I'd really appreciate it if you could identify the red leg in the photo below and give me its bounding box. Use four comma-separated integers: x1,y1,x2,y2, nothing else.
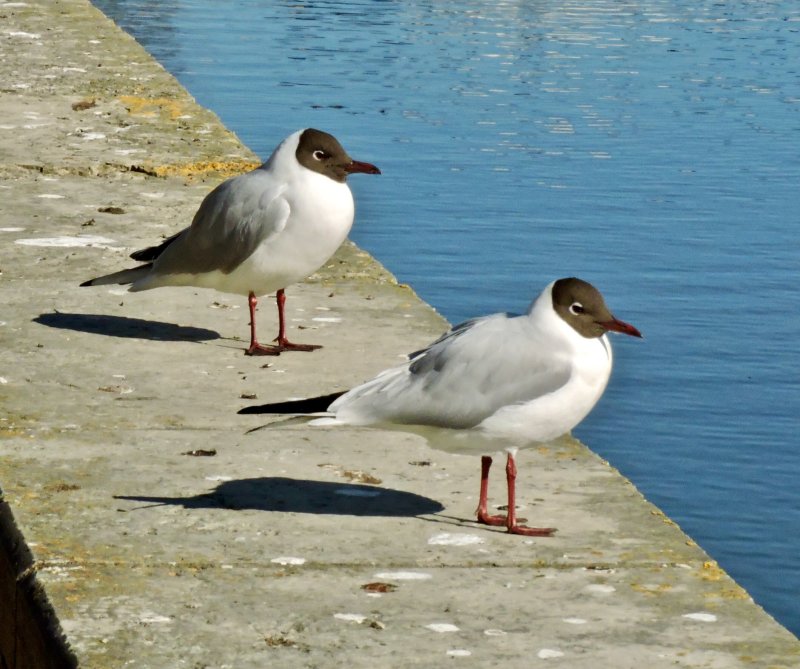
476,455,506,526
245,291,282,356
273,289,322,352
504,450,556,537
243,290,323,355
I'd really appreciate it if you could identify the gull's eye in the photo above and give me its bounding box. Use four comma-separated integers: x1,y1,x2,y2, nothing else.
569,302,585,315
312,150,328,161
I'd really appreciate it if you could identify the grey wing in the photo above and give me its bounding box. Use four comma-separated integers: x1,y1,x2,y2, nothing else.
332,314,573,428
325,321,492,423
152,170,290,275
408,315,497,371
409,313,573,411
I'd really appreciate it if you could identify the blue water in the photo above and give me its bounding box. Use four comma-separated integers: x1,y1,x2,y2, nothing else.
92,0,800,635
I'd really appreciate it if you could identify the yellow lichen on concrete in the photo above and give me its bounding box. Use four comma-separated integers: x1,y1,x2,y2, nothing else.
700,560,726,581
650,508,680,528
0,412,40,439
631,582,674,596
0,425,30,438
705,587,751,601
118,95,189,120
150,160,261,179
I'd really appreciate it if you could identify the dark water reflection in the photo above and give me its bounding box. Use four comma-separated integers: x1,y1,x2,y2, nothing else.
92,0,800,635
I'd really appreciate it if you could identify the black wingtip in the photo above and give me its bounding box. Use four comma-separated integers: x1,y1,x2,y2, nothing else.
130,231,182,262
79,278,94,287
238,391,346,416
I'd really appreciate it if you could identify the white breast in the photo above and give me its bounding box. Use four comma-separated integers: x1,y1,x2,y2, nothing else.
476,299,614,442
197,169,355,296
242,171,354,290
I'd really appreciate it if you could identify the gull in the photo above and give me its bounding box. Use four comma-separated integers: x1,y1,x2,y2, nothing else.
239,277,641,535
81,128,380,355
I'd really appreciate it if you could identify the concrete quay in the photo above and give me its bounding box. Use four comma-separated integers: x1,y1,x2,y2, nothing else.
1,1,798,667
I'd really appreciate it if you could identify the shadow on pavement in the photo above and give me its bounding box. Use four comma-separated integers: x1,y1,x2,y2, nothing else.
34,311,220,342
115,476,445,517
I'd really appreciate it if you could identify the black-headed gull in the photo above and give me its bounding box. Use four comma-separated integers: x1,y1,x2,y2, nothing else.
81,128,380,355
240,277,641,534
240,277,641,535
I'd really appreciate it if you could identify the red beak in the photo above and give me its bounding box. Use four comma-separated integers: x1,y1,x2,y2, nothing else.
599,318,642,338
344,160,381,175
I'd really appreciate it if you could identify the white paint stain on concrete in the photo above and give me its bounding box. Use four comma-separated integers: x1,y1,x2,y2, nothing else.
683,612,717,622
446,649,472,657
334,613,366,624
139,613,171,624
425,623,459,633
428,532,485,546
537,648,565,659
15,235,118,248
585,584,616,594
270,556,306,566
374,571,432,581
7,31,41,39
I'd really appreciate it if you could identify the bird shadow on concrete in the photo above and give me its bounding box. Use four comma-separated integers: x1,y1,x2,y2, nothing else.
34,311,220,342
114,477,445,517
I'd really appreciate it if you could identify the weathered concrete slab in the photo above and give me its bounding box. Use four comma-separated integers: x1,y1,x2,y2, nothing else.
0,0,252,177
1,1,798,667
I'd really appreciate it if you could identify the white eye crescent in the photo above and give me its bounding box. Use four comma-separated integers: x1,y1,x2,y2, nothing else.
569,302,585,315
313,150,327,161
